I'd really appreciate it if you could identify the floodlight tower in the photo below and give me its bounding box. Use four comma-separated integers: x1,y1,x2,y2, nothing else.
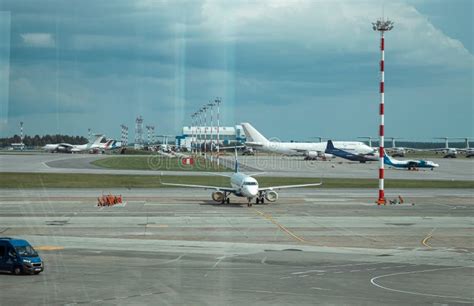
198,108,204,155
190,113,195,154
202,105,208,157
215,98,222,166
207,101,214,161
135,115,144,148
372,18,394,205
120,124,127,147
146,125,155,145
125,126,128,147
19,121,24,143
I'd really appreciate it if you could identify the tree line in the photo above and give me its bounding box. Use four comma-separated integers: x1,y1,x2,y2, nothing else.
0,134,89,147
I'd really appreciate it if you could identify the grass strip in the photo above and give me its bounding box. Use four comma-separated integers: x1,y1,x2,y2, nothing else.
91,156,230,172
0,172,472,189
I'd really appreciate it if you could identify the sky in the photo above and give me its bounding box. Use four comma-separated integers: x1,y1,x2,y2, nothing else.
0,0,472,142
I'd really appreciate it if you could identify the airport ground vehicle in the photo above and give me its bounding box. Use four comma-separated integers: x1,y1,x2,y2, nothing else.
0,237,44,275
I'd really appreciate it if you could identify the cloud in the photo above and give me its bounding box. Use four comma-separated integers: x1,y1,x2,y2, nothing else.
20,33,55,48
1,0,472,139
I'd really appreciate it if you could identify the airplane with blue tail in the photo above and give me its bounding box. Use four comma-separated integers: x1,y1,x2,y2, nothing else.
383,154,439,170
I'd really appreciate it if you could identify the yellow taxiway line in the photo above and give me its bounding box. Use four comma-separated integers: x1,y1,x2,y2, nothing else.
253,208,306,243
34,246,64,251
421,228,436,248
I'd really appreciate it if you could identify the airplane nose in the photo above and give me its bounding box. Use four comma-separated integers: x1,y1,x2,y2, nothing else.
244,186,258,197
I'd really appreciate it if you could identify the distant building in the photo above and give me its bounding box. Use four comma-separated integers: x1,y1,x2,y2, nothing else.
10,143,25,150
176,125,246,149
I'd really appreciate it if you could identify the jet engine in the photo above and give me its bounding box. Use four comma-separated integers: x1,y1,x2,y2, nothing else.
305,151,334,160
212,191,225,202
264,190,278,202
305,151,319,159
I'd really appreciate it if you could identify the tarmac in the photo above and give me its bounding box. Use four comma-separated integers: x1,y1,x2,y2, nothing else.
1,152,473,181
0,188,473,305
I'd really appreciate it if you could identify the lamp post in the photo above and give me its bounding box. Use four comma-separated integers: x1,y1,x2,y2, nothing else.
207,101,214,162
215,97,222,167
202,105,208,158
198,108,204,155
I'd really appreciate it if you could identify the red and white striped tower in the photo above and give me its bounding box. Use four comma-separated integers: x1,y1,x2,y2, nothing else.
372,19,394,205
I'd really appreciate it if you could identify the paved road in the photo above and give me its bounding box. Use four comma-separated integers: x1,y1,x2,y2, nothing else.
0,189,472,305
1,153,473,180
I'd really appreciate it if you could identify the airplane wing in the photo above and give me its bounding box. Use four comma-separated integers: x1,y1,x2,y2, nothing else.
245,142,264,147
258,181,322,191
160,182,237,193
58,143,74,148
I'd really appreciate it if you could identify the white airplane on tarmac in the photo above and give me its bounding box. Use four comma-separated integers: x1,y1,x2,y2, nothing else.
43,134,105,153
92,139,122,153
241,122,374,160
161,148,322,207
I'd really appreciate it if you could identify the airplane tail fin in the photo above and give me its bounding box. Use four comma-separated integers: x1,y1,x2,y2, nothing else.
383,153,394,166
325,140,336,153
105,140,113,149
241,123,269,143
92,134,105,146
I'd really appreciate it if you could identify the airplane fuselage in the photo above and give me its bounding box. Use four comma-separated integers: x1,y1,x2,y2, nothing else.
230,172,259,199
247,141,373,156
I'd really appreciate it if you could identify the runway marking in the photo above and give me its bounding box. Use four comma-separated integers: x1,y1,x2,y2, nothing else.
34,245,64,251
160,254,184,264
252,208,306,243
204,255,226,277
381,266,391,269
146,224,168,228
350,270,360,272
334,271,344,274
370,267,473,301
422,228,436,248
261,256,267,264
292,263,383,275
292,270,325,275
311,287,331,291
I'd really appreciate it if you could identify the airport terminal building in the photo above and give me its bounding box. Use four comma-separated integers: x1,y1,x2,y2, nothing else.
176,125,246,149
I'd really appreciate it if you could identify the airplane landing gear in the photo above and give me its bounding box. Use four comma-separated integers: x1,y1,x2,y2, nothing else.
256,197,265,204
247,198,253,207
221,192,230,204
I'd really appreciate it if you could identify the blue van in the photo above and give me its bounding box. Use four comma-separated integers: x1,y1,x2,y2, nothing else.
0,237,44,275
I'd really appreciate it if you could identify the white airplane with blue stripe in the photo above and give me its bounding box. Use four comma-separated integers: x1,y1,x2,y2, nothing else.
161,148,322,207
242,123,373,160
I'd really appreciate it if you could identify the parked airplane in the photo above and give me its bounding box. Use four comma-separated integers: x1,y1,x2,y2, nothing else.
466,148,474,158
385,137,407,157
43,134,105,153
384,154,439,170
455,137,473,158
325,140,379,163
241,123,373,160
161,148,322,206
93,139,122,153
429,137,458,158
